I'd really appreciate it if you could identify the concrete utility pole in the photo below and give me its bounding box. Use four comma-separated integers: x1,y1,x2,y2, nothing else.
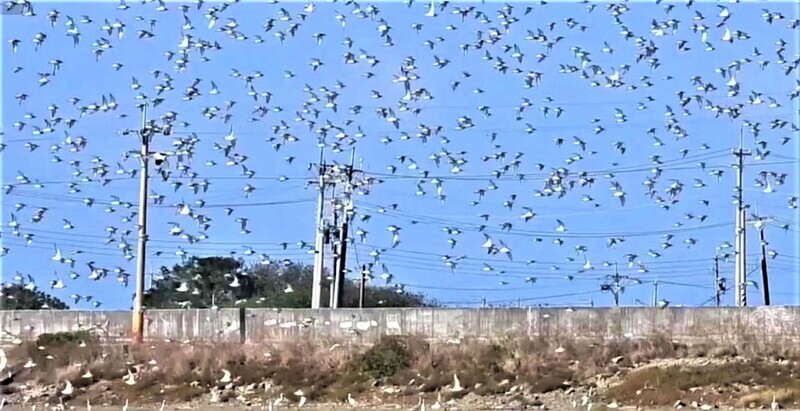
312,150,367,309
651,280,659,307
332,149,359,308
328,210,339,309
120,104,172,344
733,128,751,307
134,106,150,344
311,149,327,309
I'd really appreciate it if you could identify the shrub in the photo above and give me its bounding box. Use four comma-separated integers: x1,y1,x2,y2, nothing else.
357,336,411,379
36,330,96,347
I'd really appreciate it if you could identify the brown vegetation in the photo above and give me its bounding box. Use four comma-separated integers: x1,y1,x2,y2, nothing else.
7,331,800,408
606,361,800,407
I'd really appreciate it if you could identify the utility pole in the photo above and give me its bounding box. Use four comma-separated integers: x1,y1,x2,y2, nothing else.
651,280,659,307
601,263,640,307
120,104,172,344
733,127,751,307
612,267,620,307
358,264,367,309
328,210,339,308
760,225,771,306
611,263,621,307
749,211,773,306
333,149,358,308
134,105,149,344
714,256,722,307
605,263,622,307
311,149,327,309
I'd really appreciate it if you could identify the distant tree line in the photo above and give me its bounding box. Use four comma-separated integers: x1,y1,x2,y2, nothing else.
143,256,437,309
0,284,70,310
0,257,436,310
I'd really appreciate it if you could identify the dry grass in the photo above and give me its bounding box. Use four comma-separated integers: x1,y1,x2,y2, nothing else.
7,331,800,407
737,386,800,408
605,361,800,407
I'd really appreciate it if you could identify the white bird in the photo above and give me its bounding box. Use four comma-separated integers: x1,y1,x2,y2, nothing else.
178,204,192,216
220,369,231,383
481,234,493,249
51,278,66,290
431,393,442,409
61,380,74,396
51,244,63,262
425,0,436,17
178,34,190,49
721,26,733,42
450,373,463,392
123,369,137,385
347,393,357,406
273,393,285,408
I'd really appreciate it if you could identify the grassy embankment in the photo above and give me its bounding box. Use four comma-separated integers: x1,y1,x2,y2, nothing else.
5,331,800,408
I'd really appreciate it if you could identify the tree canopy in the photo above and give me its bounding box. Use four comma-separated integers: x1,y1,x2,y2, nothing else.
0,284,70,310
144,256,437,309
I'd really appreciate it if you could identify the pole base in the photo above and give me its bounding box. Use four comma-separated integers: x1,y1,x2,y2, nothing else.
132,310,145,344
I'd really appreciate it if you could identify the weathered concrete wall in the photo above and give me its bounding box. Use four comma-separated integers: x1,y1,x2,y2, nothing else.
1,307,798,345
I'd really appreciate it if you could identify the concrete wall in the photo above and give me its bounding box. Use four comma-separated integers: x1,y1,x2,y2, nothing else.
1,307,798,345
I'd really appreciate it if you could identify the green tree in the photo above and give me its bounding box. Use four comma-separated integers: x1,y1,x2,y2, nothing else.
144,256,437,309
0,284,70,310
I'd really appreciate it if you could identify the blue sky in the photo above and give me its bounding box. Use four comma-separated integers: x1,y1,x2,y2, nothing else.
1,0,799,309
